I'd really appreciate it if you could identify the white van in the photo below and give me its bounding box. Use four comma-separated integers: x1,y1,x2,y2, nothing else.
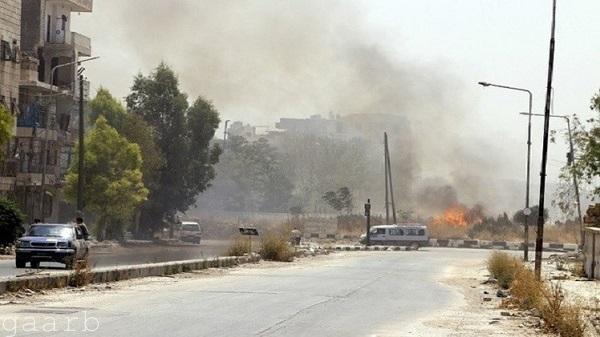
179,221,202,244
360,224,429,248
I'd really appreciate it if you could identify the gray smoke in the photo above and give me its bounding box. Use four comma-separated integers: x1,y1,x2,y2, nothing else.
91,0,520,215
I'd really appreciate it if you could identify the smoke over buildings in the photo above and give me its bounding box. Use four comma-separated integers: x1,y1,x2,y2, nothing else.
80,0,522,215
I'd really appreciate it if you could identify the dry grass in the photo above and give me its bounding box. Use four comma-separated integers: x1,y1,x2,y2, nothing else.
487,251,520,289
509,264,545,310
472,229,522,242
486,251,586,337
540,283,586,337
226,237,251,256
428,222,469,240
569,261,586,278
544,225,580,245
260,231,294,262
69,259,92,287
428,222,579,244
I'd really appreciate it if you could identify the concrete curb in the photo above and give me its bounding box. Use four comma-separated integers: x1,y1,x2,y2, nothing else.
0,255,260,295
307,233,577,252
330,245,417,252
322,237,578,253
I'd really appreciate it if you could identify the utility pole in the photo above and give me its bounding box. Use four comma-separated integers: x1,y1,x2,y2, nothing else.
385,133,397,223
77,73,85,213
223,120,230,151
535,0,557,279
520,112,584,246
39,56,99,221
365,199,371,246
384,134,389,225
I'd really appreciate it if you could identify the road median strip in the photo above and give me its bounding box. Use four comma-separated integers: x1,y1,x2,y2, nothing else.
0,255,261,295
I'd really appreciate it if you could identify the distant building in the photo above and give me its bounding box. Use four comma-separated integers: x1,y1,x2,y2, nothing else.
227,121,257,140
274,114,345,138
0,0,94,222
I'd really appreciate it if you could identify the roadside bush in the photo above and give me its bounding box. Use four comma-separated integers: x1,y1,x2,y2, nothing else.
487,251,520,289
540,283,585,337
260,232,294,262
509,264,545,310
486,252,586,337
227,237,251,256
0,199,25,247
69,258,92,287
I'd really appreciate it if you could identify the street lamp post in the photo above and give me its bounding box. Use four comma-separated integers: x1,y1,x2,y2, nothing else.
519,112,584,245
479,81,533,261
40,56,99,221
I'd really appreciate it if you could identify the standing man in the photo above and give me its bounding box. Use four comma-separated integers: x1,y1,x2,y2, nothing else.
75,216,90,239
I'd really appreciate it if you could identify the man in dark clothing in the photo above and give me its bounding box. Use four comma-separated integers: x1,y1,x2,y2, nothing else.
75,217,90,239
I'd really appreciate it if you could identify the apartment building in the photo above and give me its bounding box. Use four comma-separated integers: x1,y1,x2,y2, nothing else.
0,0,22,193
7,0,93,222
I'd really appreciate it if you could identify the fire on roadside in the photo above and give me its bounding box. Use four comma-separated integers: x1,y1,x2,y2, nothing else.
431,205,484,228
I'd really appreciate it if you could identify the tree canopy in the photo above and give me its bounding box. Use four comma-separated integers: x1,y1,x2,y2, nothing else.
89,88,165,193
553,90,600,217
126,63,221,229
0,199,24,247
65,117,148,240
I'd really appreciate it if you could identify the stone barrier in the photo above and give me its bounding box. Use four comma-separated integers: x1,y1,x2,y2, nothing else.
0,255,260,295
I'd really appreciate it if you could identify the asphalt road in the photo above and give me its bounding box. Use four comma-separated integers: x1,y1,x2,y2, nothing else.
0,239,230,279
0,248,498,337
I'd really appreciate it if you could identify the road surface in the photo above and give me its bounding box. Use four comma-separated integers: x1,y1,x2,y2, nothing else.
0,248,501,336
0,239,229,279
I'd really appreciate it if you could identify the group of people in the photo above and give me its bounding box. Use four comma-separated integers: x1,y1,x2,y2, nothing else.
29,216,89,239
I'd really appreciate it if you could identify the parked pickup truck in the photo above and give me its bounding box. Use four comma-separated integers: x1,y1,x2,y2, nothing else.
15,223,90,269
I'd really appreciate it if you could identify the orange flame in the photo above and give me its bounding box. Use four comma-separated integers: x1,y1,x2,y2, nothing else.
432,206,469,227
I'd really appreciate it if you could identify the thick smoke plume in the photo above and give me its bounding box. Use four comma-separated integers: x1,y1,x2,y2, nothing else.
94,0,519,215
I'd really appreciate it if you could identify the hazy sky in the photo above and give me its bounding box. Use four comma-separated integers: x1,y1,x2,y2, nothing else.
71,1,600,215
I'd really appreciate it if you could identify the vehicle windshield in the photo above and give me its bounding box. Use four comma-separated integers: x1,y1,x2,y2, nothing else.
28,225,73,238
182,224,200,231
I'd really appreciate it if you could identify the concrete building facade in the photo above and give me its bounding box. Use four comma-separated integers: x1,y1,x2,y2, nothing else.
0,0,23,191
0,0,93,223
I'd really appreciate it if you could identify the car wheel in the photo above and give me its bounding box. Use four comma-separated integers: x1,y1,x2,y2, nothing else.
30,260,40,269
15,258,26,269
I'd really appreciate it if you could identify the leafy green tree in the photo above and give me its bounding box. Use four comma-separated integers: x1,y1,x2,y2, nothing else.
126,63,221,229
553,90,600,216
65,117,148,240
0,199,24,247
89,87,127,130
0,104,14,158
89,89,165,193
